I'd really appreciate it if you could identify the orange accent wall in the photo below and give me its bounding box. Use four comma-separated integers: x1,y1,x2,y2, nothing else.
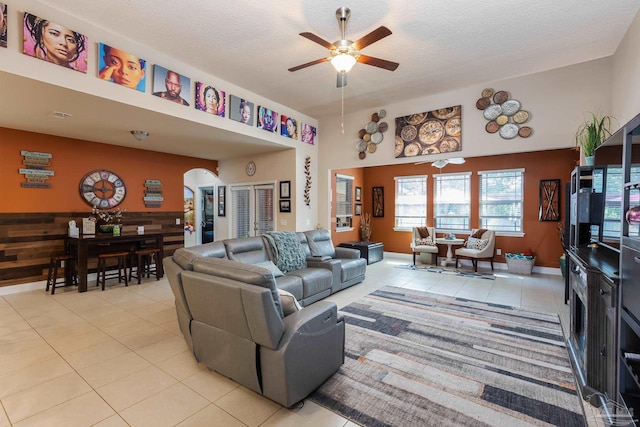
334,148,578,268
0,128,218,213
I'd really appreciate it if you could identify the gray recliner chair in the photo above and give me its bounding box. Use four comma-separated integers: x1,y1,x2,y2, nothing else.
304,229,367,293
179,257,345,407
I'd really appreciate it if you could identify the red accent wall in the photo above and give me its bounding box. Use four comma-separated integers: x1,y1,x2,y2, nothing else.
0,128,218,213
333,148,579,268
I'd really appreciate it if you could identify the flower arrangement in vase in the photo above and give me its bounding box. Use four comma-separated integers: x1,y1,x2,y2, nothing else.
92,206,125,232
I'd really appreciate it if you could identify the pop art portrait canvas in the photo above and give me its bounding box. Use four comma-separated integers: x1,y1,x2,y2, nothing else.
23,12,88,73
195,82,225,116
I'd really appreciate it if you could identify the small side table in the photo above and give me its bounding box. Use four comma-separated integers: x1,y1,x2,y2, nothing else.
435,238,465,267
338,241,384,264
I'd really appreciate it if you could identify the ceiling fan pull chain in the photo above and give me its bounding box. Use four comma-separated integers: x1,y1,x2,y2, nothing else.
341,75,345,134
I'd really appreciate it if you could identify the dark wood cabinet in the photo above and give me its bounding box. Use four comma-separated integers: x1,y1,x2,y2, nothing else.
567,249,618,406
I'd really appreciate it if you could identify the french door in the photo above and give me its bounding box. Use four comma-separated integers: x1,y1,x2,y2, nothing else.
230,183,275,237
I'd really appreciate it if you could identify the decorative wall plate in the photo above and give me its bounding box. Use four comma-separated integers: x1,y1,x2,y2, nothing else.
499,123,519,139
365,121,378,133
513,110,530,124
493,91,509,104
501,99,521,116
483,104,502,120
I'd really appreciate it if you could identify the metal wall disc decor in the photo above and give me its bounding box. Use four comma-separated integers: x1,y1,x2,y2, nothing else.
394,105,462,159
477,88,533,139
356,109,390,159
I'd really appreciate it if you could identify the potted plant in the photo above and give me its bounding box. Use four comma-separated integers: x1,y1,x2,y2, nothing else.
575,113,615,165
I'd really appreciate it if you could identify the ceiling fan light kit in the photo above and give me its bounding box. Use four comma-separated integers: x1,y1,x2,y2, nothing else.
331,53,357,73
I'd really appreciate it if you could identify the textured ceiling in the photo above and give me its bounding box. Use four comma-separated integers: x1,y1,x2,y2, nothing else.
1,0,639,159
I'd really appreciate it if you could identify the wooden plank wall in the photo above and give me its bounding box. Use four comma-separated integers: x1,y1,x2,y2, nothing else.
0,212,184,287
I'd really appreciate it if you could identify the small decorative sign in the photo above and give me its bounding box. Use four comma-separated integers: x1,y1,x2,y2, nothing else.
20,151,53,188
144,179,163,208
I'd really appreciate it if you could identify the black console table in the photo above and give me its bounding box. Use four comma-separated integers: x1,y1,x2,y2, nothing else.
338,241,383,264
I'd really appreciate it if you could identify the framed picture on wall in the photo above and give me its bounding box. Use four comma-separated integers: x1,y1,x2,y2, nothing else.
279,199,291,213
372,186,384,217
539,179,560,221
218,185,226,217
355,186,362,202
355,203,362,216
280,180,291,199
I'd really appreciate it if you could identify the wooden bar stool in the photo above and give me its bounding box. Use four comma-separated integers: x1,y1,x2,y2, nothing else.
96,252,129,290
46,255,77,295
129,247,161,284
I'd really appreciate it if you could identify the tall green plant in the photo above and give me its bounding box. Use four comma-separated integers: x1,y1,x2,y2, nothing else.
575,113,614,157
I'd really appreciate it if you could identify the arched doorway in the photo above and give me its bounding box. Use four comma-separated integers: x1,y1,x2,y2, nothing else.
183,168,223,247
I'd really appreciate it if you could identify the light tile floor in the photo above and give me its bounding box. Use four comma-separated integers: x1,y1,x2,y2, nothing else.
0,254,605,426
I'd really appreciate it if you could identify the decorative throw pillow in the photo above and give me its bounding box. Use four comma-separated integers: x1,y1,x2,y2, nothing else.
264,231,307,273
470,228,488,239
466,237,489,250
254,261,284,278
416,237,435,246
416,226,430,238
278,289,302,316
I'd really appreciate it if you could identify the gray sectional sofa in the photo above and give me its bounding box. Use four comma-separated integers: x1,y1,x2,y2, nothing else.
165,229,367,407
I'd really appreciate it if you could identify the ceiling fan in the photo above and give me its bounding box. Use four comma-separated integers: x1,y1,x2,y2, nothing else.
288,7,399,87
415,157,466,169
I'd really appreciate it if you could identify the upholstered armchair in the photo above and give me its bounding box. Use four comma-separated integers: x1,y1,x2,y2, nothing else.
411,226,438,265
455,229,496,272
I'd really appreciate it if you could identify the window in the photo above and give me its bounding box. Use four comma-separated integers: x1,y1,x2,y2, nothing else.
601,165,640,240
434,172,470,231
336,174,353,230
394,175,427,229
479,168,524,233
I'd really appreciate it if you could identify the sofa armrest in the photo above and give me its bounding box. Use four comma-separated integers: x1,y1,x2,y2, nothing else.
260,301,345,407
280,301,338,335
305,258,341,290
307,255,332,262
335,247,360,259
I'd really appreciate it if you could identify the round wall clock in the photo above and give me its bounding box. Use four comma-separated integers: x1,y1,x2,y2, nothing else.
79,169,126,209
246,161,256,176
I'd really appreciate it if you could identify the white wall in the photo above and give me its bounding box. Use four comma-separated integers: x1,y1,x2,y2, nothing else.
612,9,640,125
316,58,613,229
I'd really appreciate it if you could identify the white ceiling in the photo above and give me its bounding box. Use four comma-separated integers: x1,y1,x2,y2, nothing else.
2,0,639,160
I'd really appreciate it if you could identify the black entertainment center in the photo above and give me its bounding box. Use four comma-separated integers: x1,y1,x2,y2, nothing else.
567,112,640,425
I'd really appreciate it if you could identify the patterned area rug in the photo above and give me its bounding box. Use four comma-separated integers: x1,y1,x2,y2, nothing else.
309,286,585,426
395,264,496,280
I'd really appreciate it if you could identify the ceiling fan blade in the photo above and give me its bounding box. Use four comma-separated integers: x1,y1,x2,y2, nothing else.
299,32,336,50
288,57,329,72
336,72,347,88
352,26,392,50
448,157,466,164
357,54,399,71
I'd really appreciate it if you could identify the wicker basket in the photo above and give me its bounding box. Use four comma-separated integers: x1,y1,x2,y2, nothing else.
506,256,535,275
